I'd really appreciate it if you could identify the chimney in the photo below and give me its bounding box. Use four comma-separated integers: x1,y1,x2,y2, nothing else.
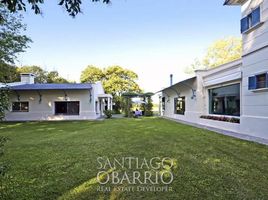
20,73,35,84
170,74,173,86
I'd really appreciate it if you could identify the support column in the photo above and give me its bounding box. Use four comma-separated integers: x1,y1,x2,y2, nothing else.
110,98,113,110
107,98,110,111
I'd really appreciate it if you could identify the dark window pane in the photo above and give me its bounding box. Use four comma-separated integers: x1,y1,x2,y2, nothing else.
20,102,29,112
55,101,79,115
266,73,268,88
256,74,266,89
241,16,249,33
209,84,240,116
248,76,257,90
252,7,261,26
12,102,20,111
55,102,67,114
162,97,165,111
174,97,185,115
12,102,29,112
67,102,79,115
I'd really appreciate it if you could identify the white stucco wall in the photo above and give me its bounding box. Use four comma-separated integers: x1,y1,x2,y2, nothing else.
5,89,98,121
162,78,202,124
161,61,243,134
240,0,268,139
242,0,268,55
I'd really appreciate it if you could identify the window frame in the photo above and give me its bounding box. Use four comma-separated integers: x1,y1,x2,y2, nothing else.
162,97,166,111
208,83,240,117
12,101,29,112
241,6,262,34
54,101,80,115
248,72,268,90
174,96,185,115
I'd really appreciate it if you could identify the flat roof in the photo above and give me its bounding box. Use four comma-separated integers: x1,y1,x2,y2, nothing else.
7,83,92,91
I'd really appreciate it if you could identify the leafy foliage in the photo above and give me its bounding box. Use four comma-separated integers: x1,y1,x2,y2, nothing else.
144,96,153,116
0,88,9,121
0,5,31,64
0,63,18,83
17,65,47,83
200,115,240,123
46,71,69,83
103,110,112,119
17,66,69,83
185,37,242,73
1,0,110,17
81,65,141,113
80,65,104,83
103,66,141,96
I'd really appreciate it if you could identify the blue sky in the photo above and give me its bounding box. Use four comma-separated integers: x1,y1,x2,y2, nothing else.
17,0,241,92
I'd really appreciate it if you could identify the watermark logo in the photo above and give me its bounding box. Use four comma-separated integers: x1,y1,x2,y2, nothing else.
96,157,177,192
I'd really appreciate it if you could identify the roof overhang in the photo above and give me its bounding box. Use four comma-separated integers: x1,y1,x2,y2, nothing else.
98,94,113,98
5,83,92,91
156,76,196,93
224,0,247,5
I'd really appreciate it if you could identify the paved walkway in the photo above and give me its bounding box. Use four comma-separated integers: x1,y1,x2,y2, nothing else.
112,114,125,119
163,117,268,146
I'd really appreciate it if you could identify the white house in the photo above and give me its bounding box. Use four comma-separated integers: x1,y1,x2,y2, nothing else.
1,73,113,121
159,0,268,140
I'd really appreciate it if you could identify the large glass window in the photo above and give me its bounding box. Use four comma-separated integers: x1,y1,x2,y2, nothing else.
55,101,80,115
174,97,185,115
12,102,29,112
209,84,240,116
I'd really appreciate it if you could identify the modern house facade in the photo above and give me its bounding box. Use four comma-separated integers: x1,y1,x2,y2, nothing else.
0,73,113,121
159,0,268,139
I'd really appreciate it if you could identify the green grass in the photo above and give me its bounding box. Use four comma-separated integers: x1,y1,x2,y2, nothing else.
0,118,268,200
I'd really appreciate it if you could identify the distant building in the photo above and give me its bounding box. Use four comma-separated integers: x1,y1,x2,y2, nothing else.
0,73,112,121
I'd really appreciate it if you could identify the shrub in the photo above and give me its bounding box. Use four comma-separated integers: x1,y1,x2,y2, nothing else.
0,89,10,121
200,115,240,124
144,96,153,116
103,110,112,119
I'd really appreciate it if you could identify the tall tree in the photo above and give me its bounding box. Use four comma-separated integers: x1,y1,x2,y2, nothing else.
203,37,242,68
80,65,104,83
17,65,47,83
185,37,242,73
17,66,69,83
47,71,69,83
1,0,110,17
80,65,141,112
103,66,141,95
0,5,31,64
0,63,18,83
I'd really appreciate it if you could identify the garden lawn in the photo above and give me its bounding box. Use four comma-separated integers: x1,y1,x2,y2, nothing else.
0,117,268,200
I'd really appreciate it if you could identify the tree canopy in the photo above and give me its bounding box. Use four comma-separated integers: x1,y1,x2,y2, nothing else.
17,65,69,83
185,37,242,74
81,65,141,95
81,65,141,113
80,65,104,83
1,0,110,17
0,63,17,83
0,65,69,83
0,5,31,64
